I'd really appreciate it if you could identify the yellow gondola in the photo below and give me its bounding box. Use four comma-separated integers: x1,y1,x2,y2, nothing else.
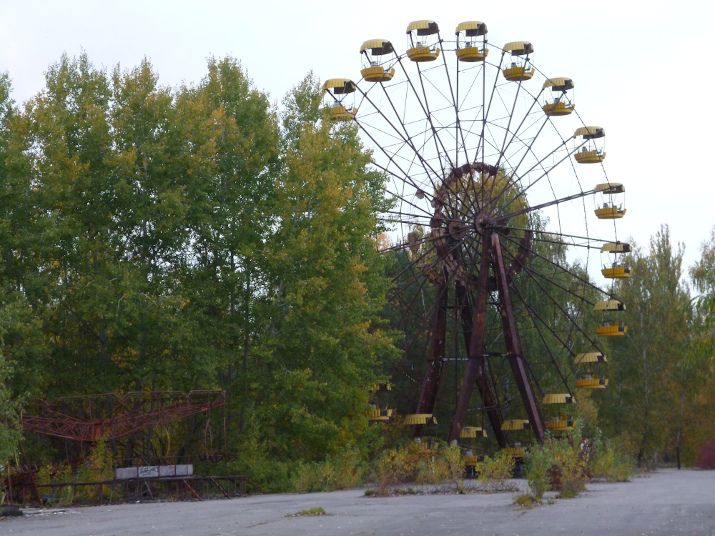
455,21,488,62
460,426,487,439
595,204,626,219
503,446,526,458
406,20,441,62
601,241,631,254
545,415,574,432
403,413,437,425
595,182,624,194
594,299,625,312
602,263,632,279
502,41,534,81
542,393,576,405
596,321,628,337
574,126,606,163
501,419,529,431
574,351,607,365
542,77,574,116
366,405,394,422
321,79,358,121
360,39,396,82
575,374,609,389
594,181,626,218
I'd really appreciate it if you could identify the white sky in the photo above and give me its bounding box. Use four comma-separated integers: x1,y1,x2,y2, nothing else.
1,0,714,274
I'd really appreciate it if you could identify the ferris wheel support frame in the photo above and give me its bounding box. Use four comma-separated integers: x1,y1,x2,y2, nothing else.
415,226,547,444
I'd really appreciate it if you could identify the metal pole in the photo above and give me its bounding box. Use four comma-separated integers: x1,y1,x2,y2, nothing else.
413,271,449,437
491,233,545,442
449,231,491,442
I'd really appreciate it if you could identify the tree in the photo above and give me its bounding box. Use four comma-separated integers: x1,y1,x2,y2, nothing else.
248,75,397,461
599,226,692,466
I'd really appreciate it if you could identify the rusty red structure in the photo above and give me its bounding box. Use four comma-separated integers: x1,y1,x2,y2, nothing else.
21,390,225,442
323,23,626,449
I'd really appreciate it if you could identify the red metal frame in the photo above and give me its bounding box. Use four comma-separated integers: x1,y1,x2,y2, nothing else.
21,391,225,442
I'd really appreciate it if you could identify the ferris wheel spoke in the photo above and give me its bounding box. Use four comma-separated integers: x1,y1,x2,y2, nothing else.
359,86,445,194
494,79,529,169
413,61,456,173
487,106,548,208
502,140,588,209
501,233,615,299
473,54,506,166
503,226,616,247
441,47,470,167
367,133,475,224
497,181,597,222
509,282,575,395
498,244,606,353
395,57,451,177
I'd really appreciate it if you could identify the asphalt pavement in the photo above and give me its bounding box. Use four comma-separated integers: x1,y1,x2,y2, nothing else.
2,469,714,535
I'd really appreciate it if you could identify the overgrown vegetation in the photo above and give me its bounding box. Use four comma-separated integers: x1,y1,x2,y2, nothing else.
0,51,713,500
374,441,464,495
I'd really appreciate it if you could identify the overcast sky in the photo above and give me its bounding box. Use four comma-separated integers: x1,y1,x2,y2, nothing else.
1,0,713,275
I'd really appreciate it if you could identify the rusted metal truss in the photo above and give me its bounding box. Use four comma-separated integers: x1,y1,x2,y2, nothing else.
21,390,225,442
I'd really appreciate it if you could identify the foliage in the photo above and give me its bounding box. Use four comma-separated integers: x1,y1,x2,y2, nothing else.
374,440,463,494
513,493,540,508
524,443,552,500
0,55,397,490
292,448,366,492
589,437,635,482
476,450,514,484
287,507,328,517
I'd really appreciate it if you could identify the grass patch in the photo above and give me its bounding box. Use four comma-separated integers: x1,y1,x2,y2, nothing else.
513,493,540,508
287,507,328,517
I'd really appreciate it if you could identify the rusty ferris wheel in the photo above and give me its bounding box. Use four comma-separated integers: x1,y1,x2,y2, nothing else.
322,20,630,455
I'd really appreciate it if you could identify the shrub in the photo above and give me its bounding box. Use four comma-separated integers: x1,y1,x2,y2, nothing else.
374,440,465,493
525,443,552,500
513,493,539,508
590,439,635,482
476,450,514,490
375,440,432,493
292,448,367,492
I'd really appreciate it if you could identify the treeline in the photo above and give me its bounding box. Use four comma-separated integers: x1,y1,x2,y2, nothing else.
0,55,396,479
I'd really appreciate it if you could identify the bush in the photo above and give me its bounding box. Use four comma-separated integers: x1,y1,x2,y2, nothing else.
374,440,464,493
590,439,635,482
525,444,552,500
293,448,367,492
476,450,514,489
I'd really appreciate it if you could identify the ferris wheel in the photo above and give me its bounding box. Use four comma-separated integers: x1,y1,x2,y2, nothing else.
323,20,630,452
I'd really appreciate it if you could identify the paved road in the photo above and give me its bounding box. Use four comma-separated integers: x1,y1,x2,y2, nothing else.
2,469,714,535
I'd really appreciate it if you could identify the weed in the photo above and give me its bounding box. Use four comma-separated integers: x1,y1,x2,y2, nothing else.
287,507,328,517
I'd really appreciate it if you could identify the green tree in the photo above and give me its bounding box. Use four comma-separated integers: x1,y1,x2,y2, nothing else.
599,226,692,466
250,75,397,461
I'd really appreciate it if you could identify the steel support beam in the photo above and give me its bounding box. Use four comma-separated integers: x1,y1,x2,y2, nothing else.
449,231,491,442
455,282,507,447
413,272,449,437
491,233,545,442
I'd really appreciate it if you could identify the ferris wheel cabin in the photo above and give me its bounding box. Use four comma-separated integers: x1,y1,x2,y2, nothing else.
600,241,632,278
321,78,358,121
594,182,626,219
406,20,441,62
455,21,488,62
542,77,574,116
596,321,628,337
502,41,534,81
574,126,606,163
360,39,396,82
574,352,608,389
594,298,626,312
